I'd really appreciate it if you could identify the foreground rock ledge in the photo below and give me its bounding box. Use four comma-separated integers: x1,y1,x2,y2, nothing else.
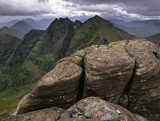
14,39,160,120
3,97,147,121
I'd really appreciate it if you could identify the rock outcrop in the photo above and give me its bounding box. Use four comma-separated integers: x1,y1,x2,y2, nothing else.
11,39,160,120
15,61,83,114
3,97,147,121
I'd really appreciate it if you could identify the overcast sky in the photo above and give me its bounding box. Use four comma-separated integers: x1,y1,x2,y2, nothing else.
0,0,160,21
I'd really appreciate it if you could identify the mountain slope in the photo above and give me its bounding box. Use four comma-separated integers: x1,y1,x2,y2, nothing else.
146,33,160,46
66,15,135,54
0,30,44,92
0,27,23,64
11,21,35,34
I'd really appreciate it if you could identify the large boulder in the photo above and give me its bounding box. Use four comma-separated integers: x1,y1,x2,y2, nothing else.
15,60,83,114
126,40,160,119
14,39,160,120
59,97,147,121
83,41,135,105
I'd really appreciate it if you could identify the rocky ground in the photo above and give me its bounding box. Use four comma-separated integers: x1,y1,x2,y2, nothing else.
3,39,160,121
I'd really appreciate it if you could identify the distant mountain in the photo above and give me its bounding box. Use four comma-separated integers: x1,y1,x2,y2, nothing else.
112,19,160,38
0,15,135,103
11,21,35,34
0,20,18,29
22,18,41,29
108,19,126,25
0,18,52,31
146,33,160,46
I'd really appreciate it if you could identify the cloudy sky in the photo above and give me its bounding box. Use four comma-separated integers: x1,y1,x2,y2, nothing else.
0,0,160,21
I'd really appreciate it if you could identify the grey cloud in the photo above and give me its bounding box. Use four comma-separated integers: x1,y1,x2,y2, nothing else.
0,0,159,19
63,0,160,17
0,0,52,16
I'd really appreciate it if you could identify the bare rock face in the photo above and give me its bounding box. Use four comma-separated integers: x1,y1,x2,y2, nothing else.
14,39,160,120
83,40,160,120
2,107,65,121
83,41,135,105
15,61,83,115
126,40,160,120
59,97,147,121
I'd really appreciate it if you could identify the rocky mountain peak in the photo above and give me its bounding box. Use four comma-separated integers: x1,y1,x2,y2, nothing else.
46,17,72,34
86,15,110,24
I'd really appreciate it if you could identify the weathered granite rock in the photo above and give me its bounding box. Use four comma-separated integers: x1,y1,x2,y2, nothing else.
15,61,83,115
14,39,160,120
83,40,160,120
126,40,160,120
83,41,135,106
59,97,148,121
2,107,65,121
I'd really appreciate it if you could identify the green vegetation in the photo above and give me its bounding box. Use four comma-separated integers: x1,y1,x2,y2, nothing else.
32,41,41,52
0,26,24,39
0,83,37,118
0,99,20,118
36,56,45,62
126,49,134,58
43,54,55,62
0,83,36,102
21,60,43,82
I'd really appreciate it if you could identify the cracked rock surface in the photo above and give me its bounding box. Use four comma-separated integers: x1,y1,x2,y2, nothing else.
12,39,160,120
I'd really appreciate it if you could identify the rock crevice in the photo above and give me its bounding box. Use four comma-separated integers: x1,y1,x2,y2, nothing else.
119,61,136,108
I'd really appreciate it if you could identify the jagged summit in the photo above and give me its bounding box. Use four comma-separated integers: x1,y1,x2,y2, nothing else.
46,17,73,34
